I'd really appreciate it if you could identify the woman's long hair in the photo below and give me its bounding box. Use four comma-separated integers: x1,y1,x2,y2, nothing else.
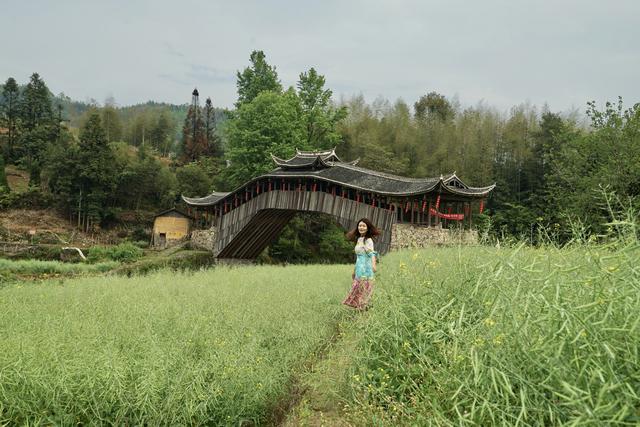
346,218,380,242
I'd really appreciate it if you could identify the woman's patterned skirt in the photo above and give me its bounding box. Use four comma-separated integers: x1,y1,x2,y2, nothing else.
342,278,374,310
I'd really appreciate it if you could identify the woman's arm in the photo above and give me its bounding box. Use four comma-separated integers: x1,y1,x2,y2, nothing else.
366,238,377,272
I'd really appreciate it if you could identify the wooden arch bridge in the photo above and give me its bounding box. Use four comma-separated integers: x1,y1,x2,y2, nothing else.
183,149,495,259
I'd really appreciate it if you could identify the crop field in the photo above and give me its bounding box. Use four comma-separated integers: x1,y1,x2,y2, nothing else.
1,240,639,426
0,263,352,425
341,241,640,425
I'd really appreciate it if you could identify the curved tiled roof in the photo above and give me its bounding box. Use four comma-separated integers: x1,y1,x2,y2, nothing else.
271,154,332,168
182,153,495,206
272,149,359,169
182,191,231,206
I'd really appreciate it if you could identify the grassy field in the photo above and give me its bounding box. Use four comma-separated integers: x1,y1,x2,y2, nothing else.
0,263,352,425
336,242,640,425
1,241,639,425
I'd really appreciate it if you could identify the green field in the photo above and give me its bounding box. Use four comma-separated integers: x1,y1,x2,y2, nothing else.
0,264,351,425
1,241,639,425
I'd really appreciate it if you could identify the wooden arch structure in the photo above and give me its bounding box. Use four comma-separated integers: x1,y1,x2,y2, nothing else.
183,149,495,259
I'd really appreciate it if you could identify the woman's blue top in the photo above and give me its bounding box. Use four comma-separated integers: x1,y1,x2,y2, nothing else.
354,237,377,279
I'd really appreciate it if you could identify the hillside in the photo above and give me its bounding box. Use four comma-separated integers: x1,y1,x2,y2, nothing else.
4,165,29,192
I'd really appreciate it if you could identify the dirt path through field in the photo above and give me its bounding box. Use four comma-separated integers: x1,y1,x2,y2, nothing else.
269,312,362,427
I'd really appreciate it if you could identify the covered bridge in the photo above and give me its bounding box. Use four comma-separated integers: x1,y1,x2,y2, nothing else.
183,149,495,259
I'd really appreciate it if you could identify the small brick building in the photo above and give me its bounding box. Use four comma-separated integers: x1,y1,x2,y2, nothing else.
151,208,193,248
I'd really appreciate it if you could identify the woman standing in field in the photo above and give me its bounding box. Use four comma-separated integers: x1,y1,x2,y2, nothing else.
342,218,379,310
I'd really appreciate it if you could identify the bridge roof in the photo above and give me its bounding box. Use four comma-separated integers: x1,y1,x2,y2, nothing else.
271,148,359,169
182,151,495,206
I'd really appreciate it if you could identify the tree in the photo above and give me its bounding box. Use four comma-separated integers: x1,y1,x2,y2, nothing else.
21,73,52,131
127,112,149,147
203,97,221,157
297,68,347,149
0,153,8,191
414,92,455,122
1,77,20,160
545,98,640,236
176,162,213,198
121,153,166,209
528,112,567,212
235,50,282,108
180,103,206,163
101,105,123,142
76,112,117,230
45,141,81,212
224,90,306,187
150,111,172,154
18,124,56,187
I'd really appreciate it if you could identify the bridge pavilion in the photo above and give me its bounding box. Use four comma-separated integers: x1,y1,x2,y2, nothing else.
182,149,495,259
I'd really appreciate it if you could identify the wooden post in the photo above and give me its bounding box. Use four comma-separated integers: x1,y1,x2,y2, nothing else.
410,199,414,224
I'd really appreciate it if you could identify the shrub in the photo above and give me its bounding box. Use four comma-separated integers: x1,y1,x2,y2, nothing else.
87,242,143,263
0,188,55,210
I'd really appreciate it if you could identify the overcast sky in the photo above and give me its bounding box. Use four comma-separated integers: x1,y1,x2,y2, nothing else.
2,0,639,113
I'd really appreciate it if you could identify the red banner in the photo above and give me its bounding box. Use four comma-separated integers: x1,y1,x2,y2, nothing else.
429,208,464,221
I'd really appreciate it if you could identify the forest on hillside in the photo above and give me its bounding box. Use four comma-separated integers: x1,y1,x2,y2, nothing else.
1,50,639,255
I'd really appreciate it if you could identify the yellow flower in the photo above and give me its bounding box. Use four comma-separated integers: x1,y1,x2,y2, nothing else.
412,253,419,261
493,334,505,345
484,318,496,327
